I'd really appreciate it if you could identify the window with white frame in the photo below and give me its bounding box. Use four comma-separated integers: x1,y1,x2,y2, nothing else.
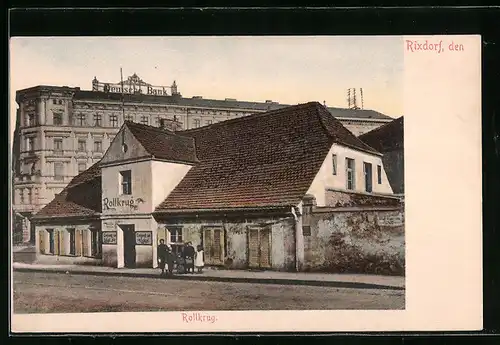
120,170,132,195
141,116,149,125
94,140,102,152
346,158,355,190
53,138,63,152
168,226,184,257
377,165,382,184
78,139,86,152
26,137,35,152
206,119,213,125
110,114,118,127
77,113,86,126
194,119,201,128
332,154,337,175
94,114,102,127
54,162,64,181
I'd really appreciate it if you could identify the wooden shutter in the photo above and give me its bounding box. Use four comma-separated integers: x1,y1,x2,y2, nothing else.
75,229,83,256
54,230,60,255
38,230,45,254
213,229,222,264
248,228,259,268
82,229,90,257
59,230,66,256
203,229,212,264
259,228,271,268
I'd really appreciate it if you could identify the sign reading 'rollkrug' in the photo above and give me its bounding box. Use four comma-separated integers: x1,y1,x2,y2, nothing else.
102,231,117,245
103,197,145,211
135,231,153,245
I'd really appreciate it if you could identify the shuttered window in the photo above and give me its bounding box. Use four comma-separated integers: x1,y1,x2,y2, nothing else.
248,226,272,269
68,228,76,255
203,227,224,265
58,229,65,256
48,229,55,254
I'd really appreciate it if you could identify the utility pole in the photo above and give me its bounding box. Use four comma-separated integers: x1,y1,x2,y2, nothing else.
360,87,364,109
120,68,125,119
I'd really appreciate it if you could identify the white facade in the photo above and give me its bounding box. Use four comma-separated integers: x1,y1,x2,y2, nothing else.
306,143,393,206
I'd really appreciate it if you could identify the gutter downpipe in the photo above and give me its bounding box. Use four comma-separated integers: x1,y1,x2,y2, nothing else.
291,206,300,272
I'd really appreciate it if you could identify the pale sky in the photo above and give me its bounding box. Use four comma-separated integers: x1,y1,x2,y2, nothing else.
9,36,403,146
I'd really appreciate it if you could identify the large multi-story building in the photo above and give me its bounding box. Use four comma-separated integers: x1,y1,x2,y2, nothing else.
11,74,394,243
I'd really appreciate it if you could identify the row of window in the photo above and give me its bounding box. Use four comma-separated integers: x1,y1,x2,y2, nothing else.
332,155,383,193
39,228,101,258
52,137,103,153
25,112,222,128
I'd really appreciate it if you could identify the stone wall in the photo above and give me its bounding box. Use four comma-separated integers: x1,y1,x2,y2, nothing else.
301,195,405,275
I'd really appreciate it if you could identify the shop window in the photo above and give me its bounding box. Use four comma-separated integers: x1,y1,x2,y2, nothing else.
168,227,183,257
91,230,101,257
120,170,132,195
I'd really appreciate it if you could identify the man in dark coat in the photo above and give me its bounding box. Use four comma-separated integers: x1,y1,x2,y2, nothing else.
157,239,167,276
183,242,196,273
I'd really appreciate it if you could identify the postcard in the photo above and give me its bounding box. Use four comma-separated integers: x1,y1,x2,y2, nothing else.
9,35,482,333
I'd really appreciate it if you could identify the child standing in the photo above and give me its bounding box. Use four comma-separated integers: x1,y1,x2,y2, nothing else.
195,245,204,273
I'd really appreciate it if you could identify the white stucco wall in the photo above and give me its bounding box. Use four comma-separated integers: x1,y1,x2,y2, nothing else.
306,143,393,206
151,160,193,208
101,160,153,214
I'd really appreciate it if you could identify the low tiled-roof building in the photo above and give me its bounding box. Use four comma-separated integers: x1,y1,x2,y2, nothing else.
32,102,401,271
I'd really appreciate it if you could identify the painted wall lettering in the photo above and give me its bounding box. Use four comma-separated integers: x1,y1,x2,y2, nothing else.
103,197,145,211
102,231,117,245
377,214,404,227
135,231,152,245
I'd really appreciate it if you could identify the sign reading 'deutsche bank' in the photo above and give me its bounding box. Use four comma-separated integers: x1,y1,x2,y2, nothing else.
92,74,173,97
135,231,153,245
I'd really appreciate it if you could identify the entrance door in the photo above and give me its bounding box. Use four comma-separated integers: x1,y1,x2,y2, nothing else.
122,225,136,268
248,227,271,269
364,162,373,193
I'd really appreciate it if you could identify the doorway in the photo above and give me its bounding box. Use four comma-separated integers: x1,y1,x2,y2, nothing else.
364,162,373,193
121,225,136,268
248,226,271,269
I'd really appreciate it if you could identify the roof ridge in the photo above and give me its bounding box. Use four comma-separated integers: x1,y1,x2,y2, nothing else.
359,116,404,139
180,102,321,134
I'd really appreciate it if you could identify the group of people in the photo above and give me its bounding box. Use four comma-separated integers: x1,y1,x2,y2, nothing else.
157,240,204,276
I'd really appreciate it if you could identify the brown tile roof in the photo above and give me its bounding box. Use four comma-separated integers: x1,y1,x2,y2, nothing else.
358,116,404,152
155,102,381,211
32,162,102,220
125,121,199,164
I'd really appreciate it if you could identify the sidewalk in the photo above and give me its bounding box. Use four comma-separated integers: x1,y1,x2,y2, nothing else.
12,262,404,290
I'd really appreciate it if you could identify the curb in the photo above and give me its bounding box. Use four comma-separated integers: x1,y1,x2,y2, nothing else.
13,267,405,291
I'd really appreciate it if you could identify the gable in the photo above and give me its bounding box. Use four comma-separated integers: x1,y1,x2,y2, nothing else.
100,125,150,165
